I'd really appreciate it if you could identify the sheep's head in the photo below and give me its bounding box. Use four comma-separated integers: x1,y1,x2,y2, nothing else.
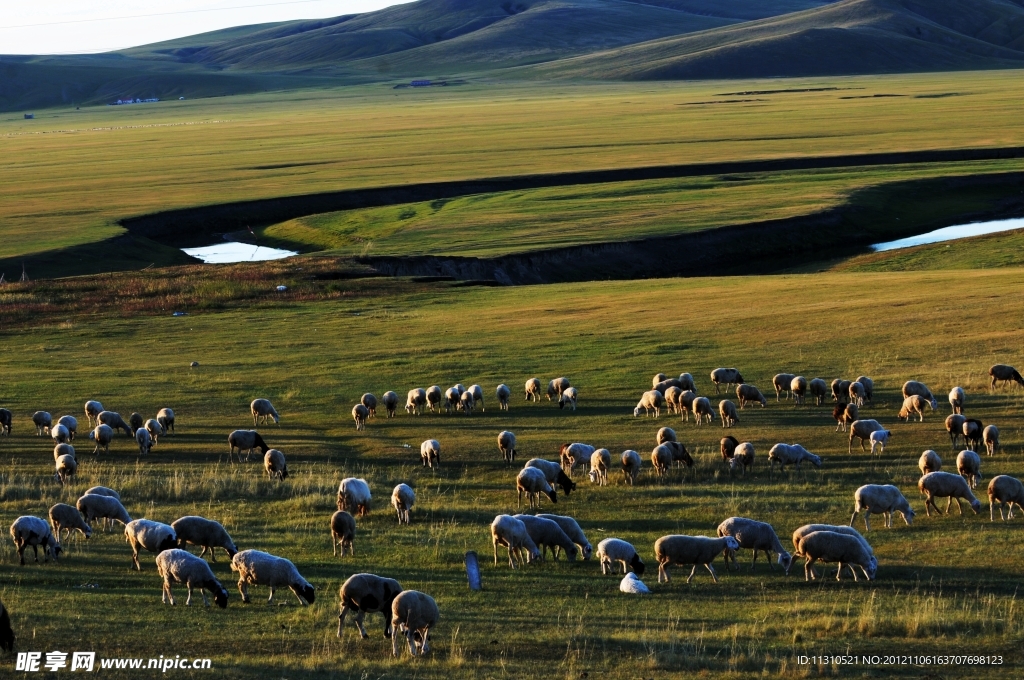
633,407,642,417
779,552,794,575
294,583,315,605
582,544,593,560
969,498,982,514
630,554,645,576
723,536,741,552
546,490,558,504
158,535,179,553
865,557,878,580
901,508,916,525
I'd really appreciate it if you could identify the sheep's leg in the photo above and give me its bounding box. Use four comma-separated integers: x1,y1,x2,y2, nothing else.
162,581,174,605
185,584,194,606
420,626,431,655
658,564,668,583
686,565,699,583
750,550,758,571
705,564,719,583
267,587,276,604
131,548,141,571
391,625,402,657
955,498,964,515
238,580,250,603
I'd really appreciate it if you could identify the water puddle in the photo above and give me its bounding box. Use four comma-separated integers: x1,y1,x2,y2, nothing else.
872,218,1024,252
182,241,297,263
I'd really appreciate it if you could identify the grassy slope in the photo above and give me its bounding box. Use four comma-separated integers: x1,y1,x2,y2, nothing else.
5,71,1024,271
1,266,1024,677
831,227,1024,271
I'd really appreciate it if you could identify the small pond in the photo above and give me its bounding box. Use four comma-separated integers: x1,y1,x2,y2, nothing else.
872,217,1024,252
182,242,297,263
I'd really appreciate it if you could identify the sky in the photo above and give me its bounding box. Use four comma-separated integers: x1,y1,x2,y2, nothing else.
0,0,404,55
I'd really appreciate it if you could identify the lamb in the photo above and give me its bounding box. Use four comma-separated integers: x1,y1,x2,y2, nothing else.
9,516,62,565
337,573,403,638
773,373,796,401
767,443,821,472
51,423,70,444
490,515,540,568
946,414,966,449
361,393,378,418
352,404,369,431
809,378,828,406
657,427,677,445
963,418,985,452
654,534,740,583
136,427,152,456
496,383,511,411
330,511,356,557
171,516,238,562
32,411,52,436
719,399,739,427
716,517,792,573
144,418,164,445
559,442,595,477
949,387,965,415
98,411,132,435
856,376,874,402
48,503,92,541
850,485,915,530
633,390,664,418
227,430,268,461
0,600,12,652
869,429,892,456
263,449,289,480
902,381,938,409
597,538,645,576
391,483,415,524
419,439,441,469
989,364,1024,390
406,388,427,415
125,519,178,570
77,493,132,529
956,449,982,489
425,386,442,413
988,475,1024,521
129,412,144,433
832,379,852,404
524,458,576,497
919,450,942,475
89,424,114,455
588,448,611,485
983,425,999,456
54,454,77,486
155,549,229,608
458,389,475,415
57,415,77,440
337,478,372,517
230,549,315,605
711,368,744,394
537,514,592,560
53,442,75,462
547,377,570,401
730,443,755,475
558,386,578,411
391,590,439,657
517,467,558,509
514,514,578,561
84,400,103,426
382,391,400,418
918,471,981,516
848,419,883,453
833,403,858,432
497,431,517,465
469,384,485,412
692,396,715,425
620,572,651,594
677,390,698,422
791,376,808,405
250,398,280,426
443,387,460,414
621,450,642,485
897,395,933,422
525,378,542,402
798,531,877,582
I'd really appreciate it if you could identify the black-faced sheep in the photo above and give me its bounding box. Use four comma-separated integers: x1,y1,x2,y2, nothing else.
228,430,268,462
989,364,1024,390
10,516,62,565
250,398,279,426
850,484,915,530
330,511,356,557
338,573,402,638
716,517,792,573
125,519,178,570
171,516,238,562
963,418,984,452
654,535,739,583
946,414,966,449
711,368,744,394
918,471,981,516
156,549,228,608
231,549,315,605
391,590,439,657
597,538,644,576
524,458,576,497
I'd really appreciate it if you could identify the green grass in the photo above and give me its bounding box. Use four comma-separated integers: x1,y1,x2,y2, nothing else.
833,227,1024,272
2,265,1024,677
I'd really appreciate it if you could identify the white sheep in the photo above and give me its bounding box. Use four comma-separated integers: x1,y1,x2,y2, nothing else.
809,378,828,406
537,514,592,560
490,515,539,568
496,384,511,411
833,403,858,432
652,373,668,388
155,549,229,608
711,368,744,394
48,503,92,542
89,424,114,455
9,516,62,565
391,483,415,524
264,449,289,480
57,415,77,439
832,379,852,403
619,572,651,594
919,450,942,475
469,384,485,412
459,390,475,415
651,444,674,477
517,467,558,508
983,425,999,456
382,391,400,418
848,380,865,407
558,386,578,411
330,511,356,557
798,531,877,582
946,414,967,449
525,378,542,402
678,373,697,392
54,454,77,486
391,590,439,657
773,373,795,401
718,399,739,427
337,478,372,517
250,398,280,426
716,517,792,573
230,549,315,605
767,443,821,472
514,514,578,561
949,386,965,414
171,516,237,562
988,475,1024,521
77,493,132,529
352,404,369,431
736,384,767,408
730,442,755,476
677,390,698,422
125,519,178,570
406,388,427,415
657,427,677,445
524,458,577,497
897,395,933,422
956,449,983,489
918,471,981,516
338,573,403,638
157,407,175,434
588,448,611,485
989,364,1024,389
547,377,570,401
621,449,642,485
559,442,595,477
633,390,664,418
654,535,739,583
361,393,378,418
662,386,682,414
32,411,52,436
856,376,874,402
425,386,441,413
497,431,517,465
791,524,872,580
84,400,103,426
848,419,883,453
136,427,153,456
420,439,440,469
144,418,164,445
850,484,915,530
53,442,75,462
129,412,144,434
692,396,715,425
902,381,938,409
597,538,645,576
227,429,268,461
869,429,892,456
791,376,808,405
51,423,70,444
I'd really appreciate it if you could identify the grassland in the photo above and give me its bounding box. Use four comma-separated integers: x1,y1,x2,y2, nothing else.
2,263,1024,677
832,227,1024,272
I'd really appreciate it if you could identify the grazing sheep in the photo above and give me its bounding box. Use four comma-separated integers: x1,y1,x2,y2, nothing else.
559,442,595,477
0,600,13,652
719,399,738,427
9,516,62,565
490,515,539,568
391,590,439,657
454,384,466,397
597,538,645,576
48,503,92,541
963,418,985,452
558,386,578,411
856,376,874,402
620,572,651,594
730,442,755,475
424,386,442,413
497,431,517,465
633,390,664,418
666,441,693,468
956,449,983,489
352,404,369,431
919,450,942,475
589,448,611,485
833,402,858,432
231,549,315,605
537,514,592,560
851,485,915,530
337,478,372,517
330,511,356,557
848,381,866,407
524,458,576,497
791,376,808,405
135,427,153,456
918,471,981,516
51,423,70,445
799,531,877,582
337,573,403,639
458,390,475,415
227,430,268,462
773,373,796,401
443,387,460,414
517,467,558,509
716,517,792,573
654,378,683,396
791,524,873,580
125,519,178,570
171,516,237,562
946,414,966,449
898,395,933,423
984,425,999,456
382,391,400,418
869,429,892,456
264,449,288,480
88,424,113,455
662,386,683,414
652,373,668,388
514,514,578,561
657,427,677,445
144,418,164,445
832,379,852,404
391,483,415,524
621,449,642,485
418,439,440,469
57,415,77,440
155,549,229,608
96,411,132,436
678,373,697,392
848,419,883,453
949,387,965,415
988,475,1024,521
768,443,821,472
654,535,739,583
677,390,698,422
129,412,144,434
809,378,828,406
406,388,427,415
0,409,12,435
989,364,1024,389
250,398,280,426
468,384,485,412
902,381,938,409
651,444,674,476
32,411,52,436
53,442,75,462
151,409,174,437
496,384,511,411
547,377,570,401
692,396,715,425
525,378,542,402
361,393,378,418
77,493,132,529
54,454,77,486
711,368,744,394
84,400,103,426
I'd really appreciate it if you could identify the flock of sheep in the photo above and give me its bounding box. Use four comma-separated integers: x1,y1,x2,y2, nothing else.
2,363,1023,658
